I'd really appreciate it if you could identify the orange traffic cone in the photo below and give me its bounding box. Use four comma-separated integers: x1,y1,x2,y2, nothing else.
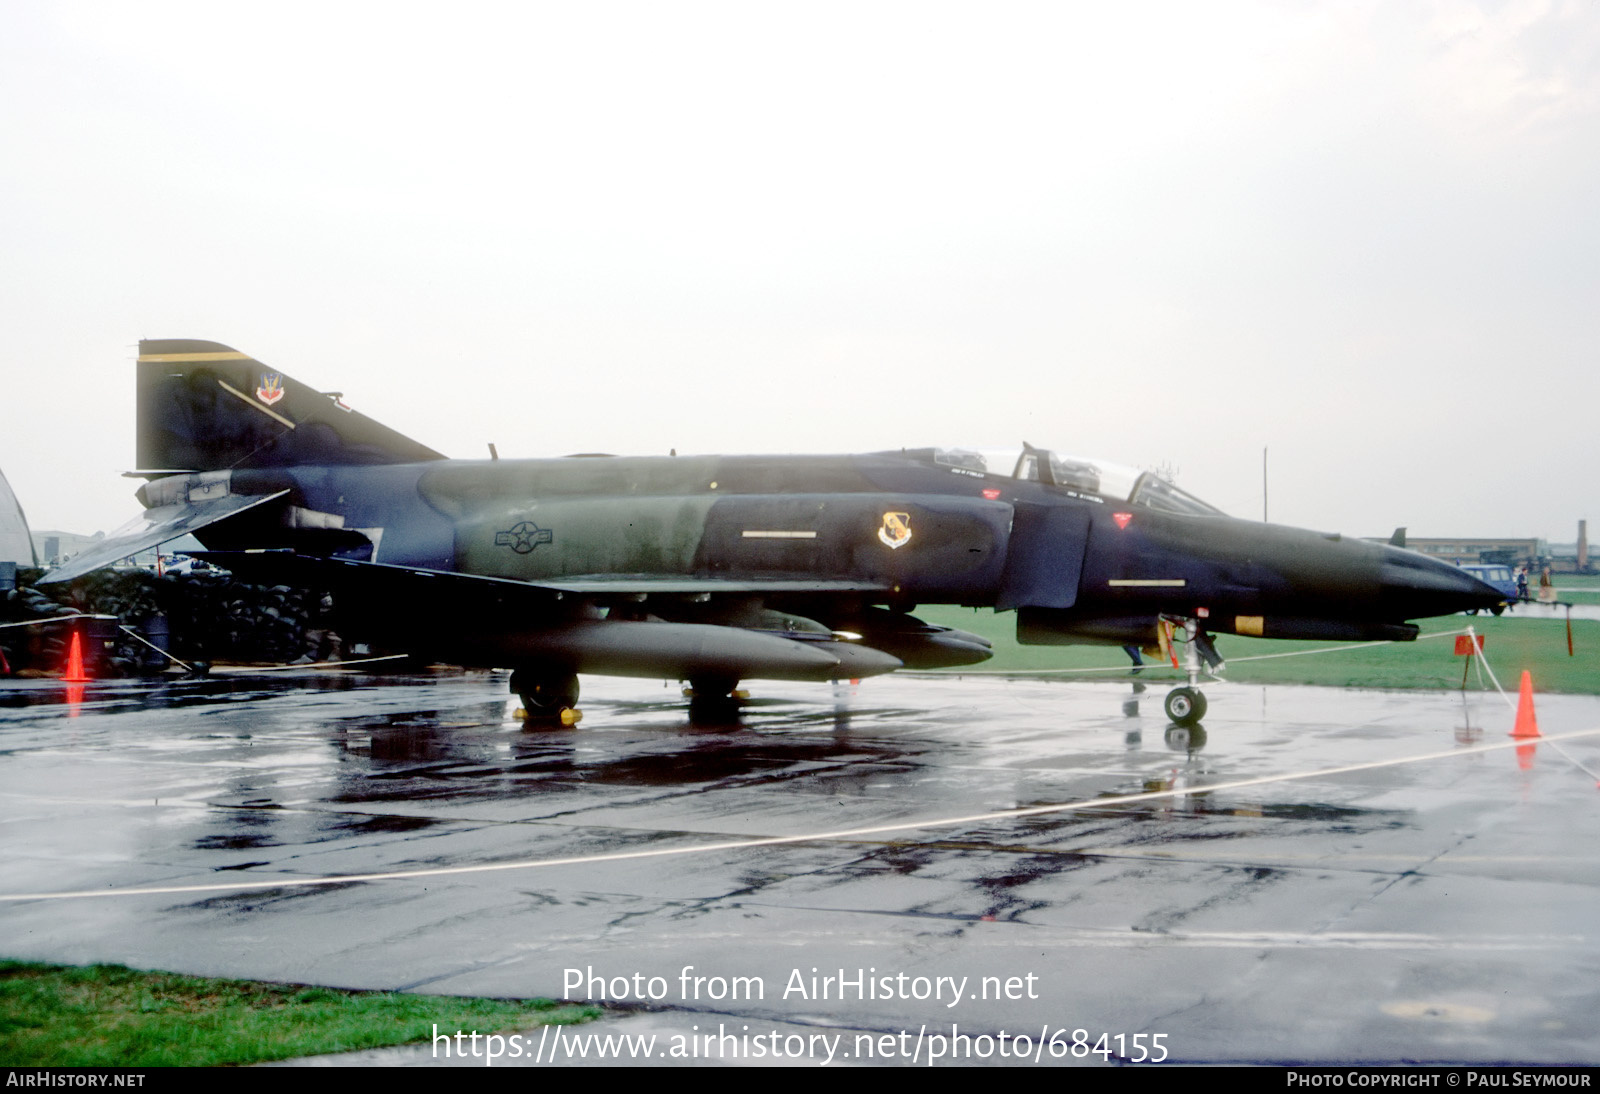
62,630,89,683
1511,670,1539,739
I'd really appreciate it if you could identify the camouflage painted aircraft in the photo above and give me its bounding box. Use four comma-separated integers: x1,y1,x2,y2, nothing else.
46,339,1503,725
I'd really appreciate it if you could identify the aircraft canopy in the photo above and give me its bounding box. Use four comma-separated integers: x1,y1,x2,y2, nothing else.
929,447,1224,517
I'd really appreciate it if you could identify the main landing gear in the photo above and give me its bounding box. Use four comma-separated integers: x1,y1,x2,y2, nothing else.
682,676,751,711
1161,617,1224,728
511,669,582,726
509,669,754,727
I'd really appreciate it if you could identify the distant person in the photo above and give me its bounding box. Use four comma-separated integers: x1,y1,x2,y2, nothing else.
1516,566,1529,602
1538,566,1556,604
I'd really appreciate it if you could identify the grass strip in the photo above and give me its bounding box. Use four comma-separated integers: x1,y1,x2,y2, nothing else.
917,608,1600,694
1553,574,1600,606
0,961,599,1067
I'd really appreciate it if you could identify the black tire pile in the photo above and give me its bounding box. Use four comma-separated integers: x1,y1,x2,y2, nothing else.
1,569,339,677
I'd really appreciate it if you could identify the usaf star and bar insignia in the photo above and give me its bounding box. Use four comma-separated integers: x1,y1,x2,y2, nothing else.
495,521,554,553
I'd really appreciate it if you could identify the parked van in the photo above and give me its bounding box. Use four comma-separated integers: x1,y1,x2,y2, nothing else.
1460,564,1517,614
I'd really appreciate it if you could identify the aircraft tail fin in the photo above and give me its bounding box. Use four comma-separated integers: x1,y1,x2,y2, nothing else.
136,339,446,473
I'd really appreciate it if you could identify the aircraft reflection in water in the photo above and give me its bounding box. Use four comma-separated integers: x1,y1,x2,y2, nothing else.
45,340,1503,726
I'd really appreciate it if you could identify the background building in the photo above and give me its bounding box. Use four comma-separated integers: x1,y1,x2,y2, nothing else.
1403,537,1544,567
1371,521,1590,572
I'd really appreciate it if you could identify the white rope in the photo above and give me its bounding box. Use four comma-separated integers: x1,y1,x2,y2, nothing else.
6,725,1598,904
207,653,411,674
924,627,1470,677
1225,627,1467,663
6,614,408,677
116,625,194,673
0,614,84,631
1470,632,1600,782
1466,625,1514,711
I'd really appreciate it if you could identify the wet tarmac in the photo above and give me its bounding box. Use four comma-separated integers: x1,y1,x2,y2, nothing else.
1514,600,1600,623
2,668,1598,1066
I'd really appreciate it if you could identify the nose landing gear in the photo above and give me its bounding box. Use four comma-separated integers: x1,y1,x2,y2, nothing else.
1164,685,1207,725
1161,617,1223,727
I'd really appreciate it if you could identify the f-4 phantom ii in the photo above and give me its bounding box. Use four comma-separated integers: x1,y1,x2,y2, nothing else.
46,339,1504,725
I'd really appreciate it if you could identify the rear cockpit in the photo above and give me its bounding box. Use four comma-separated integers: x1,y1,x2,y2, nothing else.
925,445,1224,517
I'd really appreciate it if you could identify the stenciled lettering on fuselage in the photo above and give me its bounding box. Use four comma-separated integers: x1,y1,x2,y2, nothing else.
495,521,555,553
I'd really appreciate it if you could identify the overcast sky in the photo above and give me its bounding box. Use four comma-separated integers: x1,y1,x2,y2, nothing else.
2,1,1595,542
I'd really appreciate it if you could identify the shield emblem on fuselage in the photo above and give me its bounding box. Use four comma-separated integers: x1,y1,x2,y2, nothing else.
256,373,285,406
878,511,912,549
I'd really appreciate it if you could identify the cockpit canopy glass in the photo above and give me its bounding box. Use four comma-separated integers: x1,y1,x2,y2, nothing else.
931,446,1224,517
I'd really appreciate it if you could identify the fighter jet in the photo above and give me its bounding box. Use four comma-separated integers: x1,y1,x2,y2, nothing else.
45,340,1503,725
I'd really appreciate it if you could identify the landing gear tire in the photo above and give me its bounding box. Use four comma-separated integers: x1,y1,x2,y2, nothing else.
1491,604,1506,616
511,670,580,724
1164,686,1207,726
686,676,739,704
684,676,744,725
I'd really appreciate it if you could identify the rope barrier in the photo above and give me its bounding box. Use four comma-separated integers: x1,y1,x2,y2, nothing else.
0,614,84,631
1467,629,1600,783
923,626,1472,677
207,653,411,674
6,724,1597,904
6,615,404,677
116,625,193,673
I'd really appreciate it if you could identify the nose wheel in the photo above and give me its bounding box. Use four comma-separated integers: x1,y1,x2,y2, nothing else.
1159,615,1221,727
1164,686,1207,726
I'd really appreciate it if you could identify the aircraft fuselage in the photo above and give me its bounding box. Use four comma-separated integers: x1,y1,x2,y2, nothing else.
196,448,1491,653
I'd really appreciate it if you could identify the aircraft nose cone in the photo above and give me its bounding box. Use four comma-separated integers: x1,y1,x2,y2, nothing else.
1378,548,1506,619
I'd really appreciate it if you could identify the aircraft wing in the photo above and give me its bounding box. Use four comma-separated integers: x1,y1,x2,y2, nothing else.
194,551,910,680
41,490,290,584
196,551,890,599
